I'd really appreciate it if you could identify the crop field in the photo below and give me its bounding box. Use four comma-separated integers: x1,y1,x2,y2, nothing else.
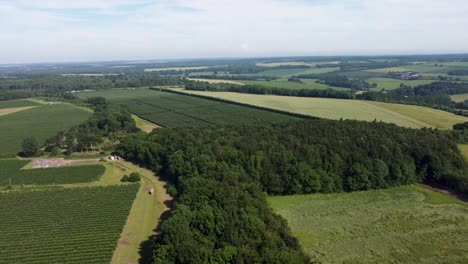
179,90,468,129
187,78,245,85
0,99,40,109
240,79,348,91
0,104,91,155
268,185,468,263
74,87,161,100
0,185,138,264
367,65,452,74
367,78,435,91
112,91,299,128
0,159,105,186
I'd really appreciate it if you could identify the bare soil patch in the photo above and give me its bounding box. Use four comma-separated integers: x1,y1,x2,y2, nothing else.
0,106,36,117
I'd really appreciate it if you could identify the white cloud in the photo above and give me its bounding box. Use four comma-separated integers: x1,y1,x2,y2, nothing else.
0,0,468,63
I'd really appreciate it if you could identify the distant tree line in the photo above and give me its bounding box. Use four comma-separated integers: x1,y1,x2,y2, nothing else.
188,74,278,81
116,119,467,263
294,74,374,90
448,69,468,76
0,75,184,101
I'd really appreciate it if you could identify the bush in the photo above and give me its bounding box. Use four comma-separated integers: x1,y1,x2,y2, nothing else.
121,172,140,182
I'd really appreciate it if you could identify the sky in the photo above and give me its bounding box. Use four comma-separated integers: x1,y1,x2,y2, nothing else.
1,0,468,64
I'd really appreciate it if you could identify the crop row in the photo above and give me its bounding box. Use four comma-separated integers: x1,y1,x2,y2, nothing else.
0,185,138,263
0,159,105,186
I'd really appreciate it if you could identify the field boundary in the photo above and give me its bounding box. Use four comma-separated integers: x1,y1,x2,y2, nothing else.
158,88,320,121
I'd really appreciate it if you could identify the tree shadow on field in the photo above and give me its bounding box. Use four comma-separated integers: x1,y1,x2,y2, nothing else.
138,173,176,264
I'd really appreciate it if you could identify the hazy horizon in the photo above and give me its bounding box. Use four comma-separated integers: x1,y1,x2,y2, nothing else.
1,0,468,64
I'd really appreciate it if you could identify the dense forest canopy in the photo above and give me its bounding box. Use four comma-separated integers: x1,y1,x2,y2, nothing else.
115,119,467,263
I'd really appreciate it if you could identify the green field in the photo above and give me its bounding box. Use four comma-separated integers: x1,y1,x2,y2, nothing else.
368,65,453,74
241,79,349,91
179,90,468,129
112,91,299,128
367,78,435,91
268,186,468,263
75,88,158,100
0,104,91,155
0,99,40,109
0,159,105,186
0,185,138,263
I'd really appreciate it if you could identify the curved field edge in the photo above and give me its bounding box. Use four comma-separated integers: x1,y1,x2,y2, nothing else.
268,185,468,263
176,90,468,129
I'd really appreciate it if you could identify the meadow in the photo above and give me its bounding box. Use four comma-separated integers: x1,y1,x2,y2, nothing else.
179,90,468,129
240,79,344,90
0,159,105,186
0,99,40,109
112,91,299,128
0,104,91,155
450,93,468,103
268,185,468,263
367,78,435,91
0,185,138,264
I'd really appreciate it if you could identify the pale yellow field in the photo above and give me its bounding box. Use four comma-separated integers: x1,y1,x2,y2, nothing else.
0,106,37,117
187,78,245,85
132,114,161,133
144,66,208,72
178,90,468,129
450,93,468,103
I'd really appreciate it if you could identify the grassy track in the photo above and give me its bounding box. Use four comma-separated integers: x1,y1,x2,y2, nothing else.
0,104,91,155
178,90,468,129
111,161,171,264
268,185,468,263
0,185,138,264
132,114,160,133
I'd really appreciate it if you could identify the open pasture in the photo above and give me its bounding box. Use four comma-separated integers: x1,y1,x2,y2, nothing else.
0,185,138,264
268,186,468,263
112,91,299,128
178,90,468,129
240,79,348,91
0,159,105,186
75,87,158,100
367,78,435,91
144,66,208,72
0,99,40,109
0,104,91,155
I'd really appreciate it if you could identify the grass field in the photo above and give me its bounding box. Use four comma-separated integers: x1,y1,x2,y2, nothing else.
0,159,105,186
75,87,158,100
0,185,138,264
268,185,468,263
451,93,468,103
368,65,452,74
240,79,348,91
257,61,313,67
367,78,435,91
0,99,40,109
179,90,468,129
132,114,160,133
144,66,208,72
0,104,91,155
112,91,299,128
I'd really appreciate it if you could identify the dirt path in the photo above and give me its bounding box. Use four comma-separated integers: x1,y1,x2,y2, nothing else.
419,183,468,202
0,106,37,117
111,161,172,264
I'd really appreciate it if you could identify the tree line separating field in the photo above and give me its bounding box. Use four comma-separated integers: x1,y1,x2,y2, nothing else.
0,159,105,186
111,90,300,128
0,185,138,263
